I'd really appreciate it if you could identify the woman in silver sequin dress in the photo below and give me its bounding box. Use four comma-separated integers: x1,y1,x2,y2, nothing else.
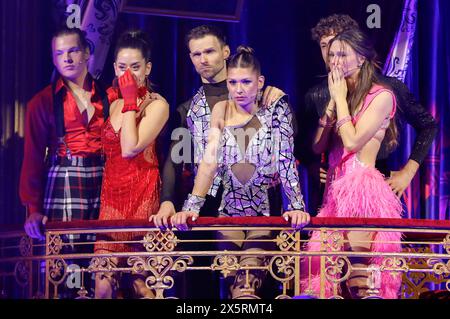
172,46,310,298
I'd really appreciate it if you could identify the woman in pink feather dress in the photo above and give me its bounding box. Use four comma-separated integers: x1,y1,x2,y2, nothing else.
302,29,403,299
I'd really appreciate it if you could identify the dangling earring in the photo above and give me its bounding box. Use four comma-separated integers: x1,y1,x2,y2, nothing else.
255,89,263,104
228,93,232,101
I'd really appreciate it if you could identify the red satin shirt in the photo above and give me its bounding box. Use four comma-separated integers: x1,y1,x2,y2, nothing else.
19,77,115,214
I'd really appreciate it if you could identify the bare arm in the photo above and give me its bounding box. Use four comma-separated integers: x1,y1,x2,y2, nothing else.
120,99,169,158
336,92,393,152
171,101,226,230
329,68,394,152
312,99,336,154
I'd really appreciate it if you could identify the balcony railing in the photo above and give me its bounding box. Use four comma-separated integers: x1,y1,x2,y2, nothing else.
0,217,449,299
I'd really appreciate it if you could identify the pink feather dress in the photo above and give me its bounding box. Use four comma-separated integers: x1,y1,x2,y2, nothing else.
301,85,403,299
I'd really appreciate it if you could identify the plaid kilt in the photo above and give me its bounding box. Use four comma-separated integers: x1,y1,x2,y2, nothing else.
43,156,104,222
41,156,104,297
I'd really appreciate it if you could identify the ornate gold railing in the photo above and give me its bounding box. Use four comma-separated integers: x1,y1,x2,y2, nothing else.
0,217,449,299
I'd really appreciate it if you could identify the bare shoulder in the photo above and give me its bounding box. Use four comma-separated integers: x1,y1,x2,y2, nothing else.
370,91,394,113
211,100,228,129
211,100,228,115
144,98,169,116
109,99,123,115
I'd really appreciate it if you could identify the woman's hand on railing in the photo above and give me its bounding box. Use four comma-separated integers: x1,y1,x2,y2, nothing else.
282,210,310,229
150,201,176,230
170,211,199,231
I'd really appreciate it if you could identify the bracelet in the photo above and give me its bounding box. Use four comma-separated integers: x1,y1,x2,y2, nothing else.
335,115,352,132
181,193,206,213
318,117,336,128
287,200,306,212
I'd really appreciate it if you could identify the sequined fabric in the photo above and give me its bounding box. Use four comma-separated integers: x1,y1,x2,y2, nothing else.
96,113,161,253
213,96,305,217
186,86,225,197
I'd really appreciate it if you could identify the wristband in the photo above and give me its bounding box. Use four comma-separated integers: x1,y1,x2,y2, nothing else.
181,194,206,213
335,115,352,132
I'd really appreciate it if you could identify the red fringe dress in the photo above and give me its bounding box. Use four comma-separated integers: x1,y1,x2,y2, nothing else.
301,85,403,299
95,94,161,253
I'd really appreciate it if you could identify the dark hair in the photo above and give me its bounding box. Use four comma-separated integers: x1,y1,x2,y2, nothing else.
227,45,261,75
185,25,227,48
114,29,152,62
329,29,398,150
52,26,89,52
311,14,359,43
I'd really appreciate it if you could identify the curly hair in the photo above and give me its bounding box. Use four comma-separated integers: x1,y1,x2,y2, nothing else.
311,14,359,43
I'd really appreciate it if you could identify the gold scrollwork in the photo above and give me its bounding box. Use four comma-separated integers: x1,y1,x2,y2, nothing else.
127,255,193,299
429,260,450,276
143,231,178,252
47,235,63,255
14,261,30,287
323,231,345,252
88,257,117,272
211,255,240,278
429,260,450,293
48,258,68,285
19,236,33,257
406,271,427,286
402,255,447,299
268,255,296,282
443,234,450,255
325,256,352,284
381,257,409,273
276,230,298,251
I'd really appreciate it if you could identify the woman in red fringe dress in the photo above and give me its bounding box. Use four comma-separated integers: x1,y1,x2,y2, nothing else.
94,30,169,298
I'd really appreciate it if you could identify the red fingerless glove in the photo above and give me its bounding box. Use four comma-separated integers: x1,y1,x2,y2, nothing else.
119,69,139,113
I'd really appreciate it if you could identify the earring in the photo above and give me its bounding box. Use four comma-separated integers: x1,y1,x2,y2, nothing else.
256,90,263,104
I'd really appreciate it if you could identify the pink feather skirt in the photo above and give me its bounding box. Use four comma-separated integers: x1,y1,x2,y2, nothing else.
301,163,403,299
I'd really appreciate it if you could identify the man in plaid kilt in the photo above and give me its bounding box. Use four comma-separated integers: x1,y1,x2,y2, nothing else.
20,26,110,240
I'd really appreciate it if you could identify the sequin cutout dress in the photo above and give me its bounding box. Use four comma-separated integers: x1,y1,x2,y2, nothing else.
212,96,305,216
96,110,161,253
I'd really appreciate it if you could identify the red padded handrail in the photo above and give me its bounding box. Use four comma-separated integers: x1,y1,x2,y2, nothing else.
1,216,447,231
1,217,449,241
